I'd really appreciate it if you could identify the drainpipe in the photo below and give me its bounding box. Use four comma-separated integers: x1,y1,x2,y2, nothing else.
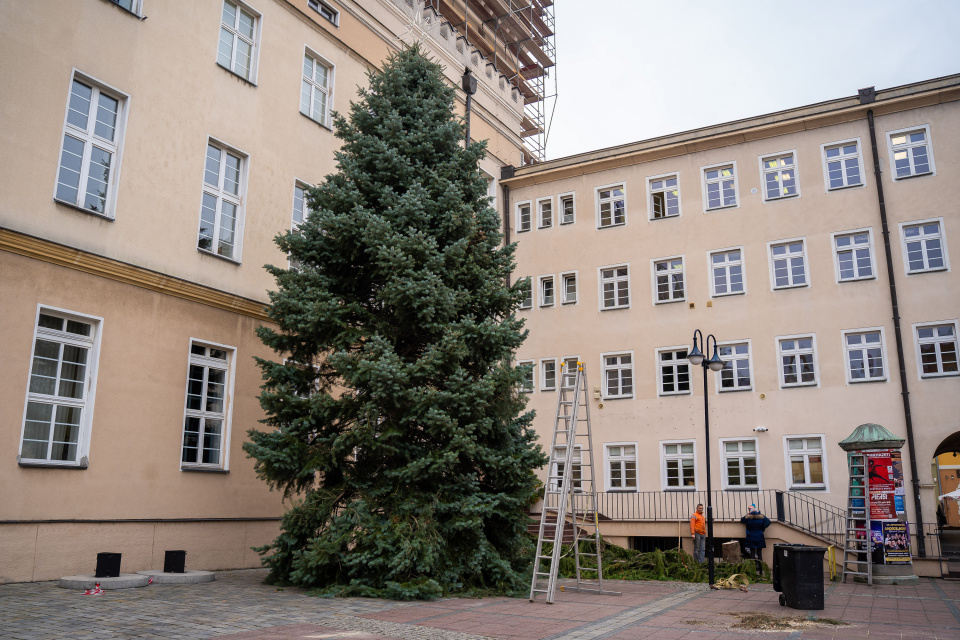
461,68,476,146
863,88,927,556
500,165,514,286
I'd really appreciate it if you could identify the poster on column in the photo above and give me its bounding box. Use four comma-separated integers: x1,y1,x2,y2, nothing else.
883,522,911,564
891,451,906,516
866,450,896,520
871,521,885,564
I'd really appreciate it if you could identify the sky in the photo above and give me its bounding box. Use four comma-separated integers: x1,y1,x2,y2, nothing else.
544,0,960,160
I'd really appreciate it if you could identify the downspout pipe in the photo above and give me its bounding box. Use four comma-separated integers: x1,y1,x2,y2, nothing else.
501,165,514,286
865,102,927,556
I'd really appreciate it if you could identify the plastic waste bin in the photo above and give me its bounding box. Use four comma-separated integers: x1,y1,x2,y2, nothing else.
775,544,826,610
95,552,122,578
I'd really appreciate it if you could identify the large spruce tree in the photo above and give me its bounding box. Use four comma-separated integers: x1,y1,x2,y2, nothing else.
244,45,545,599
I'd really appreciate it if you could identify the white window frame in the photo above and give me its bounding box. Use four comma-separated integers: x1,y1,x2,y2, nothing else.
708,246,746,297
600,350,634,399
54,70,129,219
518,359,534,393
560,270,578,305
603,442,639,492
783,434,828,490
518,277,533,310
108,0,144,16
720,437,760,490
913,320,960,380
886,124,936,181
701,161,739,211
561,355,581,385
540,357,557,391
595,183,627,229
217,0,262,83
537,196,553,229
767,237,809,290
550,445,582,492
289,180,311,268
776,333,819,388
759,150,801,202
181,339,237,470
651,255,686,304
899,217,950,275
197,138,248,262
516,200,532,233
301,48,334,128
538,274,555,307
820,138,864,191
661,440,697,491
715,339,752,393
559,191,576,225
831,228,876,283
598,263,630,310
307,0,339,26
656,346,692,397
18,305,103,467
842,327,888,384
647,172,681,221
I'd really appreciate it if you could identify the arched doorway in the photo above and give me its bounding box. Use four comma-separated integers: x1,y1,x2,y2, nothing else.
933,434,960,563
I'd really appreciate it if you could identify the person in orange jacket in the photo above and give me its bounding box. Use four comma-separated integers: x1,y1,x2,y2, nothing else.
690,503,706,563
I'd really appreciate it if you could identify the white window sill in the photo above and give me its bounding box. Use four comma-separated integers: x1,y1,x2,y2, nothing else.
650,215,680,222
216,62,258,87
921,372,960,379
602,394,633,400
718,386,753,393
541,387,556,392
608,488,639,493
539,303,554,308
181,466,229,474
723,487,760,492
601,305,631,311
658,391,692,397
906,267,948,276
838,275,876,283
655,298,686,305
763,193,800,202
299,111,332,132
516,228,531,233
561,299,578,305
664,487,697,492
597,222,626,230
198,248,242,265
826,183,865,192
772,284,809,291
893,171,934,181
519,305,532,311
54,198,116,221
538,225,553,230
102,0,143,18
789,485,826,492
848,377,887,384
712,290,746,298
18,459,88,469
705,204,738,212
781,382,818,389
560,220,575,226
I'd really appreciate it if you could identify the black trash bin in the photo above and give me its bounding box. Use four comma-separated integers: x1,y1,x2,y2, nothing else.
164,550,187,573
95,552,122,578
776,544,826,610
772,543,787,592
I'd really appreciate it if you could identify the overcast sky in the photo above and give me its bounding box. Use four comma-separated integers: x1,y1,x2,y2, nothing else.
544,0,960,160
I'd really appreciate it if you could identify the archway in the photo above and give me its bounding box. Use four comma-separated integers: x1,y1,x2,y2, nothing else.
933,433,960,563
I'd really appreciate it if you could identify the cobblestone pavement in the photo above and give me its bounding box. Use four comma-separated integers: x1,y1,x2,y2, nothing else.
3,569,960,639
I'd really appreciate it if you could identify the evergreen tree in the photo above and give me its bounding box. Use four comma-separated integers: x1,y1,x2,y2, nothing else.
244,45,546,599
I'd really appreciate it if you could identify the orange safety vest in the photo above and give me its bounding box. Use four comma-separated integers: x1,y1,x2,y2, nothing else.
690,511,706,535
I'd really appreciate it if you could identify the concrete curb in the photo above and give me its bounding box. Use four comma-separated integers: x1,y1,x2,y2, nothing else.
137,570,216,584
59,573,150,589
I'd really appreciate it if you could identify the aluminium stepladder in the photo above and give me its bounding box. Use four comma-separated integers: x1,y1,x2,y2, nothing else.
841,452,873,584
529,362,619,603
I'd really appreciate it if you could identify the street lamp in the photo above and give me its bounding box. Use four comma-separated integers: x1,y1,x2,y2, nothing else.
688,329,725,586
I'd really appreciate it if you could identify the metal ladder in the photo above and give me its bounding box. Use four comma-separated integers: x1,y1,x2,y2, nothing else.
842,452,873,585
530,362,617,603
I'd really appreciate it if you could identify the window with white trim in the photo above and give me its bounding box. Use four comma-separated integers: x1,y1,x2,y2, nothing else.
663,441,695,489
538,198,553,228
109,0,142,15
703,163,737,209
550,445,582,492
602,353,633,398
786,436,825,489
889,127,934,179
658,348,690,395
540,358,557,391
516,201,531,232
649,174,680,219
301,52,332,126
55,74,126,217
20,309,100,466
198,141,245,260
561,271,577,304
770,240,807,289
833,231,874,281
518,360,534,393
600,265,629,309
217,0,259,82
822,140,862,190
901,220,947,273
710,249,744,296
308,0,339,25
606,444,637,491
182,343,233,468
597,185,626,228
761,152,798,200
559,193,575,224
562,356,580,384
915,323,958,378
844,330,886,383
778,336,817,387
518,277,532,309
539,275,555,307
718,342,751,391
723,439,758,489
292,182,311,229
654,257,685,303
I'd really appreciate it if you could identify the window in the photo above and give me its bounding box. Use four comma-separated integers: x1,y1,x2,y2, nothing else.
292,182,310,228
710,249,744,296
538,275,555,307
769,240,807,289
599,265,630,309
182,342,234,468
888,126,934,179
597,184,626,228
559,193,575,224
702,162,737,210
538,198,553,229
561,356,580,384
821,140,863,190
516,201,532,232
914,322,959,378
561,271,578,304
301,52,332,126
760,151,799,200
900,219,948,274
518,360,534,393
54,74,126,217
540,358,557,391
786,436,825,489
662,441,695,490
518,277,532,309
717,342,751,391
217,1,259,82
308,0,339,25
550,445,582,492
722,439,758,489
658,348,690,396
19,309,101,466
198,141,246,260
778,335,818,387
833,230,874,281
844,329,886,383
602,352,633,399
648,174,680,219
606,444,637,491
108,0,142,14
653,257,685,303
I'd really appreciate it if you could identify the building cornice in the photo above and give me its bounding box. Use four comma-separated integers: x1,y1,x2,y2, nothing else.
0,228,271,322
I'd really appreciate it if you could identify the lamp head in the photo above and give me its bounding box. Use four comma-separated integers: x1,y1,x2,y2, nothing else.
687,337,704,366
706,343,725,371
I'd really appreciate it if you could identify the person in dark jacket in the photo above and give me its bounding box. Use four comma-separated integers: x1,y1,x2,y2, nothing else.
741,504,771,573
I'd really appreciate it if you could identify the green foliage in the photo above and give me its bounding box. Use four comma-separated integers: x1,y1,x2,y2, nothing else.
244,45,545,599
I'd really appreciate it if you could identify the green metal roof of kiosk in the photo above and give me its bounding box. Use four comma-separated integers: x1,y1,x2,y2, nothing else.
838,423,906,451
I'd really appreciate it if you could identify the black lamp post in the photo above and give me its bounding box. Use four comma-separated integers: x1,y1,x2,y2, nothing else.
687,329,725,586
